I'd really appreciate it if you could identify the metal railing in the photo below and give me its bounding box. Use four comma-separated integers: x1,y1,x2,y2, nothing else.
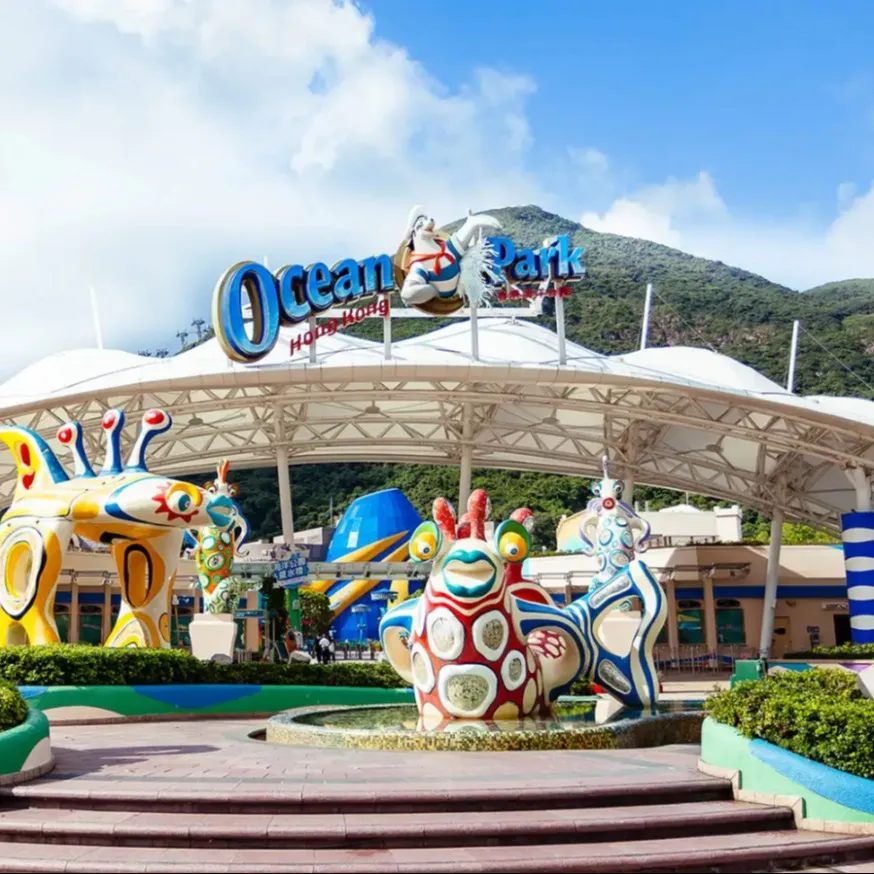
654,643,755,673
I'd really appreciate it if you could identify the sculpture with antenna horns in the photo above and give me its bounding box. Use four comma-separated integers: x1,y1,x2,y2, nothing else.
0,409,237,648
578,456,651,596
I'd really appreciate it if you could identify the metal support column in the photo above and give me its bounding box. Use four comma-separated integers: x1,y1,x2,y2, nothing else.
383,295,392,361
470,305,479,361
640,283,653,351
458,402,474,511
786,319,800,392
274,411,296,548
555,293,567,366
759,510,785,658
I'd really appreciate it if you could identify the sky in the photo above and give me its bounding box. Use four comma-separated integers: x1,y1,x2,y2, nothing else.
2,0,874,372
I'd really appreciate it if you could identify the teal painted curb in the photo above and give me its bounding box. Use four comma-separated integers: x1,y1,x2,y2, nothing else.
701,716,874,826
18,684,415,722
0,707,51,778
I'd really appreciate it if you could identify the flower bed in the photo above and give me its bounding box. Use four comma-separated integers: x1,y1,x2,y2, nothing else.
706,669,874,779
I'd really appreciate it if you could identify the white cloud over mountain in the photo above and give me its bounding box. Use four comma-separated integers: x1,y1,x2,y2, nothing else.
582,169,874,291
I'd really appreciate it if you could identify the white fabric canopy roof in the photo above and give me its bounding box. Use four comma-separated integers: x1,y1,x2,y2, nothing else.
1,317,872,532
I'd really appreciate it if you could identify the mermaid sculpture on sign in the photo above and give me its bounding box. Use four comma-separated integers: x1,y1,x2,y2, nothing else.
396,206,503,315
380,488,666,723
579,456,651,595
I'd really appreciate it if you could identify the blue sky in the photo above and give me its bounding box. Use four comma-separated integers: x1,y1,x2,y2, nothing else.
366,0,873,225
0,0,873,372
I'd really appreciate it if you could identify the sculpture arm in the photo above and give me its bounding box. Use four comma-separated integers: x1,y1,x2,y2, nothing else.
579,512,599,556
451,213,502,249
628,515,651,553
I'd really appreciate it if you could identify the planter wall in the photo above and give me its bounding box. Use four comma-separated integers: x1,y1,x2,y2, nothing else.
0,707,52,785
769,659,874,674
699,716,874,834
18,684,415,724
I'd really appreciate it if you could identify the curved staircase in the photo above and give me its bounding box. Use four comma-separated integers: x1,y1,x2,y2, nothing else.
1,777,873,872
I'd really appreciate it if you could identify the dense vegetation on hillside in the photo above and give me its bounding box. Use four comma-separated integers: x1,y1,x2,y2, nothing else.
154,206,874,547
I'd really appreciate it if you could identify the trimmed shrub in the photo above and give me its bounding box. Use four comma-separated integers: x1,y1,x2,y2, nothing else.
0,645,409,688
0,680,28,732
786,643,874,660
0,644,595,695
706,668,874,778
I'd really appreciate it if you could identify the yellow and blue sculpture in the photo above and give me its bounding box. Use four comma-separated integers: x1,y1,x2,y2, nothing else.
380,487,667,720
0,409,237,648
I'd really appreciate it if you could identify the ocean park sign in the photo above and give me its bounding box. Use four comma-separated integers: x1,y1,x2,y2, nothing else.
212,206,585,364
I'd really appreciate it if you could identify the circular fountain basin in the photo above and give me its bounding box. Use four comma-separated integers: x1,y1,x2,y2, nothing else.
264,698,705,751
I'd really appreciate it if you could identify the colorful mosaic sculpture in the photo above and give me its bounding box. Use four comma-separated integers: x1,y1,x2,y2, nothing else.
578,456,651,595
380,489,667,723
191,460,250,614
0,409,237,648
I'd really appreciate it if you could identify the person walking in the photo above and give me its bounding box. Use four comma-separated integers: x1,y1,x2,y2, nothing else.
317,633,331,664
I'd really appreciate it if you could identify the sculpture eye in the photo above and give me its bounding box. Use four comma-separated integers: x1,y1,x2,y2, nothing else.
410,522,441,562
592,483,601,497
615,482,623,497
495,520,531,564
165,483,202,515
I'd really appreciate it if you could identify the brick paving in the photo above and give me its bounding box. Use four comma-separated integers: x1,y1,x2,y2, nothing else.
45,718,704,784
0,720,872,872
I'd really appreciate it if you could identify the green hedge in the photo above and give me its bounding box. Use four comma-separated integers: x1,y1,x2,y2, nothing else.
706,668,874,778
0,645,408,688
0,645,593,695
0,680,28,732
785,643,874,660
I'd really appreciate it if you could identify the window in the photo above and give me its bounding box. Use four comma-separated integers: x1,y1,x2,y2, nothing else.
716,598,745,644
78,604,103,646
171,606,194,649
677,600,704,644
55,603,70,643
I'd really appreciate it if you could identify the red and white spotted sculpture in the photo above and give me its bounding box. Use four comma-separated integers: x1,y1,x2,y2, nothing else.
380,489,667,725
381,491,577,725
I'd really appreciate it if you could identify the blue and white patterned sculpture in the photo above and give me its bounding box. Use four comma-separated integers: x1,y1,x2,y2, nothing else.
578,457,651,595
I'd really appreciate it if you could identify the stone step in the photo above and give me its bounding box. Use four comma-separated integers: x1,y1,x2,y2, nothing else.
0,777,732,815
0,800,793,849
0,830,873,873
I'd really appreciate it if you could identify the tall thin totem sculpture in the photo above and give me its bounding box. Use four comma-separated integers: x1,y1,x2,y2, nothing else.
0,409,237,648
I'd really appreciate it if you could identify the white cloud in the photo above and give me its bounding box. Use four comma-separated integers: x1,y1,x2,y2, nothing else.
570,147,609,176
0,0,545,373
581,168,874,290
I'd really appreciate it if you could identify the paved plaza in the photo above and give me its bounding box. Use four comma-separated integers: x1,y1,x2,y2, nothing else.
0,720,872,871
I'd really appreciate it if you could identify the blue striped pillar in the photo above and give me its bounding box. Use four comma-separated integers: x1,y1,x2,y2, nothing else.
841,511,874,643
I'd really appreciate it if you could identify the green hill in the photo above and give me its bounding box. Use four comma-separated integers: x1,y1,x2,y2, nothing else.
165,205,874,546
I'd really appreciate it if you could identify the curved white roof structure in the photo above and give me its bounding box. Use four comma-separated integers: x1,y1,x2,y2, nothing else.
1,317,872,532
